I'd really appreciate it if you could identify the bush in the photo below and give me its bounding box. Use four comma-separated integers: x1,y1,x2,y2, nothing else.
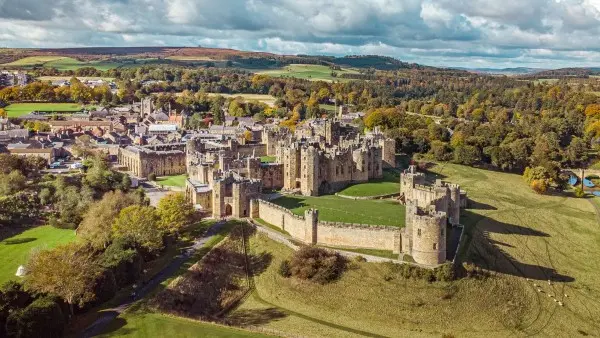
148,173,157,181
530,179,547,194
278,260,291,278
5,296,66,338
88,269,117,307
288,247,347,284
384,262,455,282
353,255,367,263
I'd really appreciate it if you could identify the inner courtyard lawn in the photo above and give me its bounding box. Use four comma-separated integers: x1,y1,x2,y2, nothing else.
156,174,187,188
4,103,82,117
338,169,400,197
271,195,405,227
0,226,76,284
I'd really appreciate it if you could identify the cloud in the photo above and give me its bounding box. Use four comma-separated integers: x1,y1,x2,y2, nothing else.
0,0,599,67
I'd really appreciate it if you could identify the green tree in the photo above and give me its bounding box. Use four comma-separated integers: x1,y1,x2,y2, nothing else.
0,170,26,196
112,205,163,253
25,243,102,315
156,193,195,234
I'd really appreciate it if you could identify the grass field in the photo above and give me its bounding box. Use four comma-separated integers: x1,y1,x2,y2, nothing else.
166,56,215,61
227,162,600,337
4,103,82,117
338,169,400,197
2,56,124,71
156,174,187,188
0,226,76,285
271,195,405,227
257,64,360,82
205,93,277,107
97,311,269,338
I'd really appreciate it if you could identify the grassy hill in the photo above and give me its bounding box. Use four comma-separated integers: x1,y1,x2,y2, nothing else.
4,102,82,117
257,64,360,82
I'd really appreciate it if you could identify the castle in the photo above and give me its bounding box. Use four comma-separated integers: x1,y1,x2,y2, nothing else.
400,165,462,265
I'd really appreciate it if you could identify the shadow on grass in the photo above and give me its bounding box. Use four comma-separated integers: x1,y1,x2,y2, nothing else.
225,308,287,326
3,237,36,245
459,210,574,282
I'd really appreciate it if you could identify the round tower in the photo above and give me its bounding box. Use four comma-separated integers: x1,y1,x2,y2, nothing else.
411,210,447,266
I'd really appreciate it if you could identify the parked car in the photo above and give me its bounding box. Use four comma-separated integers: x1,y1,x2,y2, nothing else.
70,162,84,169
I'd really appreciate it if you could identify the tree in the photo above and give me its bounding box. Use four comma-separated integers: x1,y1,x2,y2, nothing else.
25,243,102,315
523,166,554,194
0,108,6,118
112,205,163,253
78,191,139,249
156,193,195,234
0,170,27,196
5,296,66,338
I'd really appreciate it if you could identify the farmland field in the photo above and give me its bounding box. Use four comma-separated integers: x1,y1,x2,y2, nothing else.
205,93,277,107
37,76,115,82
0,226,76,285
2,56,124,71
4,102,83,117
257,64,360,82
271,195,405,227
227,163,600,337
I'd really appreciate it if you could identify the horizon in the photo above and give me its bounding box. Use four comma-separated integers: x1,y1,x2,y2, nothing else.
2,0,600,69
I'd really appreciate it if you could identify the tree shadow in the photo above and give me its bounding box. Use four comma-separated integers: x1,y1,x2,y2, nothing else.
225,308,287,326
3,237,36,245
150,224,275,321
458,210,574,282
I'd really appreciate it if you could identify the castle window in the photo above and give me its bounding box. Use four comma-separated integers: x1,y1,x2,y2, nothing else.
441,228,444,236
417,229,421,236
433,243,437,250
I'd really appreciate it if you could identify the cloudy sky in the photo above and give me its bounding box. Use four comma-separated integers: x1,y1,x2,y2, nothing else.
1,0,600,68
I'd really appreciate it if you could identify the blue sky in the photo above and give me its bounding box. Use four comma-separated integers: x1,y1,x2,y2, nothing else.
1,0,600,68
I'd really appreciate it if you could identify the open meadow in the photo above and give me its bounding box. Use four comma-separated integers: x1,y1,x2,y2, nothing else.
4,102,82,117
0,226,76,285
224,163,600,337
257,64,360,82
271,195,405,227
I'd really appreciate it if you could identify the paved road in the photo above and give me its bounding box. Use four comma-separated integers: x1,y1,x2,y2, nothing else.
81,220,227,338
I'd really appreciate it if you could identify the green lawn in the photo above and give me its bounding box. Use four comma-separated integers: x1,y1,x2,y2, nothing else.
338,169,400,197
257,64,359,82
98,310,269,337
156,175,187,188
205,93,276,107
271,195,405,227
4,103,82,117
0,226,76,284
260,156,277,163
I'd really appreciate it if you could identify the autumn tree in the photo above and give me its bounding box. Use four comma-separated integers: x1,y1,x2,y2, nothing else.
156,192,195,234
78,191,139,249
25,243,102,315
112,205,163,253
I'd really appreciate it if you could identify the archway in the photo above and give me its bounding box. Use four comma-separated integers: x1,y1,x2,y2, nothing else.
225,204,232,216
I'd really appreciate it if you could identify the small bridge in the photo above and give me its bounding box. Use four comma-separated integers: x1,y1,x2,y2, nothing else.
562,168,600,188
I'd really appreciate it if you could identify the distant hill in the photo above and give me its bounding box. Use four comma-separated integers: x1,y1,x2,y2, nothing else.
0,47,429,71
456,67,545,75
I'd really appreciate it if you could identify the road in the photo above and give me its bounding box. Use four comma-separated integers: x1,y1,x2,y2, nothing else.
81,220,227,338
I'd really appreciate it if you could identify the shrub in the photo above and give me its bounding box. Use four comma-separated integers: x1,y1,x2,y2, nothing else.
530,179,547,194
88,269,117,307
574,186,585,198
148,173,157,181
353,255,367,263
278,260,291,278
288,247,347,284
5,296,66,338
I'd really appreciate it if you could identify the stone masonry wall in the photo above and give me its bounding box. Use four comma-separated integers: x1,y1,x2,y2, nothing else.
255,199,401,253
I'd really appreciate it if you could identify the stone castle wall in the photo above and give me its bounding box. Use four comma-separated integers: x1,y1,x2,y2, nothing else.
255,199,400,253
